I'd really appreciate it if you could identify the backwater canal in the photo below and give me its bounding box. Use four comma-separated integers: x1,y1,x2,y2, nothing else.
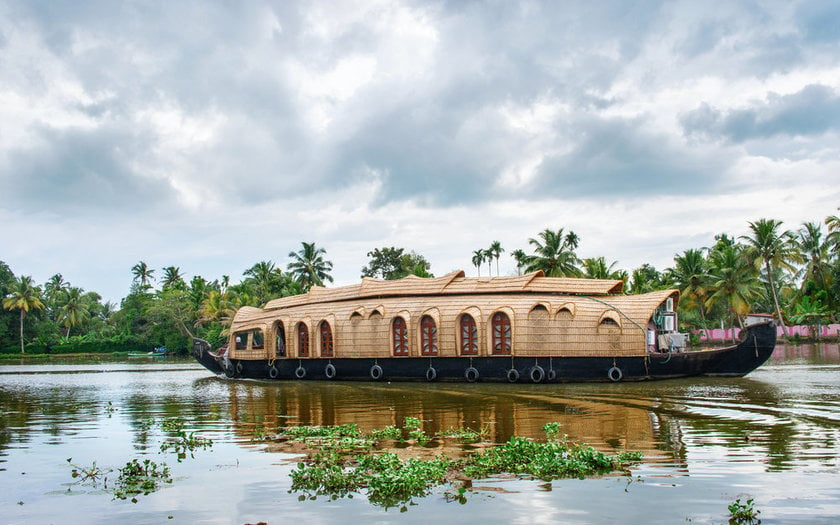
1,343,838,524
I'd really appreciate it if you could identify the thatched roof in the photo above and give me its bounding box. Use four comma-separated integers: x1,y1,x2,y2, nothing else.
264,270,624,311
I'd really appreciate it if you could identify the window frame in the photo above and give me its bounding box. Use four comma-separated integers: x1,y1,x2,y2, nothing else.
459,314,478,356
297,322,309,357
420,315,438,356
491,312,512,355
319,320,333,357
392,317,409,356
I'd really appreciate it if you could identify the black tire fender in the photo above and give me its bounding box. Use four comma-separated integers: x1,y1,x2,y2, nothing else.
506,368,520,383
465,366,479,383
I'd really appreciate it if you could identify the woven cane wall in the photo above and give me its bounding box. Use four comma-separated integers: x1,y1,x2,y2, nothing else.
228,288,678,360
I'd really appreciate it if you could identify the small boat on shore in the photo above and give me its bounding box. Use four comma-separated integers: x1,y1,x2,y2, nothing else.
128,346,168,357
191,270,776,383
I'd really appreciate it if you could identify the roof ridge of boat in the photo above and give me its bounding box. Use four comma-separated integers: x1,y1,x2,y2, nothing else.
262,270,626,310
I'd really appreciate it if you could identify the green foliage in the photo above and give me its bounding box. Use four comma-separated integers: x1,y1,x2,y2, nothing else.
438,425,489,444
66,457,110,487
368,425,403,440
159,418,213,462
361,247,433,280
542,422,562,439
403,416,430,445
113,459,172,502
728,498,761,524
281,424,373,450
286,421,643,509
462,436,641,480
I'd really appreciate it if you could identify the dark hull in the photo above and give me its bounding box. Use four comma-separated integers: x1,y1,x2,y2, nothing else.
192,322,776,383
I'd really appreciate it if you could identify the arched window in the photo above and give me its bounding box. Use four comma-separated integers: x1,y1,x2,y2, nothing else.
459,314,478,355
491,312,511,355
275,322,286,357
297,323,309,357
392,317,409,356
420,316,438,356
320,321,333,357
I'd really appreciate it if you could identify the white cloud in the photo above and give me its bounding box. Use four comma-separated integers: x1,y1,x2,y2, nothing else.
1,0,839,302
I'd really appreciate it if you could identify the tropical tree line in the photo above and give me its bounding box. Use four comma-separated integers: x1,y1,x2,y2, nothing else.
470,214,840,333
0,242,334,354
3,214,840,353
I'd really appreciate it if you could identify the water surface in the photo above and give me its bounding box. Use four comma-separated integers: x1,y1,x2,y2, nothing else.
1,344,838,524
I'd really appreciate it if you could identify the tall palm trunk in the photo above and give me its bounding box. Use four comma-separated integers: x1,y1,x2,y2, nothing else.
19,310,25,354
765,260,787,333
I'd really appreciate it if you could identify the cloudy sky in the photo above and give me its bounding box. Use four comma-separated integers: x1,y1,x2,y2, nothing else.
1,0,839,302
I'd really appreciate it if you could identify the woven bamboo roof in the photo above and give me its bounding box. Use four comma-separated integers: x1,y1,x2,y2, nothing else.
264,270,624,311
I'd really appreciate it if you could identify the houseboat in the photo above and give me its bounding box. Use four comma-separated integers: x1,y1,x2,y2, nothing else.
191,270,776,382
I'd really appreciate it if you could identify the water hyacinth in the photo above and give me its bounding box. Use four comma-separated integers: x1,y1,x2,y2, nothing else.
283,420,642,508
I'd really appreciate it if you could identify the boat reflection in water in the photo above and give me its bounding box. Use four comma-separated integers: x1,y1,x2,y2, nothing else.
201,345,839,476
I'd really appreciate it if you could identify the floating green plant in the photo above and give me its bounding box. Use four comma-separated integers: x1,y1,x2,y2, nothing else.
368,425,403,441
462,436,642,480
159,418,213,461
286,420,643,508
66,458,110,488
403,417,430,445
438,425,489,444
728,498,761,524
113,458,172,502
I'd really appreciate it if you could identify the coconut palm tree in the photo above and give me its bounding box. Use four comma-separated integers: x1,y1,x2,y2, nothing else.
471,249,486,277
825,211,840,255
627,264,663,294
797,222,831,297
488,241,504,277
740,219,802,332
2,275,45,353
287,242,333,291
525,228,581,277
668,248,711,325
243,260,285,302
581,257,624,280
131,261,155,289
705,244,763,332
57,287,91,338
510,249,528,275
161,266,185,290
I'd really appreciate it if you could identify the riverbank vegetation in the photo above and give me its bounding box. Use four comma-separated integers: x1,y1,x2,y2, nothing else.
3,214,840,354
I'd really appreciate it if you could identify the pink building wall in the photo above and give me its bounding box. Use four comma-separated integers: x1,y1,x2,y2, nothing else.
695,324,840,341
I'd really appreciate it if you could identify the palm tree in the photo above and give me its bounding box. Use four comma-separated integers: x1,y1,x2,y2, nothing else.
471,249,485,277
740,219,802,332
705,245,763,333
797,222,831,297
2,275,45,353
627,264,663,294
581,257,624,280
510,249,528,275
161,266,185,289
525,228,581,277
825,211,840,255
243,260,284,302
131,261,155,289
287,242,334,291
668,249,711,326
57,287,91,338
488,241,504,277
